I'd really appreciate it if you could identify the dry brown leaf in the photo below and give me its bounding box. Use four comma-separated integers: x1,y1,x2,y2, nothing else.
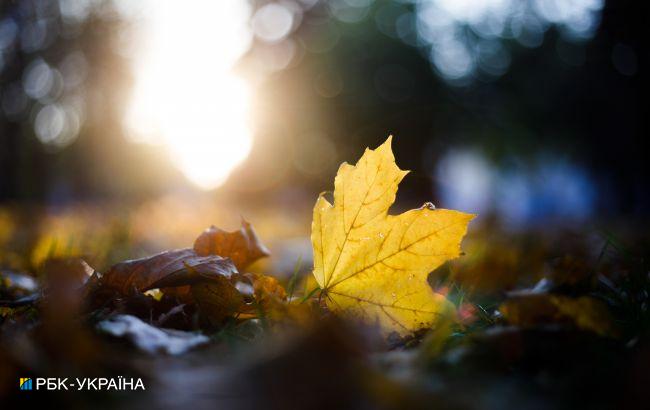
191,280,244,325
234,272,289,319
499,293,616,337
246,272,287,303
100,248,237,295
193,220,270,270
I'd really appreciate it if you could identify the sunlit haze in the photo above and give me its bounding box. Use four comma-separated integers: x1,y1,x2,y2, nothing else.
123,0,253,190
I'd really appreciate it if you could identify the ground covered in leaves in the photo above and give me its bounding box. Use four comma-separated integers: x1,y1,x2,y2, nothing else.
1,203,648,410
0,138,647,409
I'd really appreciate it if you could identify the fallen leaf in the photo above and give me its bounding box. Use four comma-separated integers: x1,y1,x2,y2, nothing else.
100,248,237,295
235,272,289,320
191,280,244,325
247,272,287,304
311,136,474,335
194,220,270,270
97,314,209,354
499,293,616,337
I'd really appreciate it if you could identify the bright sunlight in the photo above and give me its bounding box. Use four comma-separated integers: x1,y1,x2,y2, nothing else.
123,0,254,190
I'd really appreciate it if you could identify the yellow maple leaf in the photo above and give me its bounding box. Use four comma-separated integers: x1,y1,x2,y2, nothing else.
311,136,475,335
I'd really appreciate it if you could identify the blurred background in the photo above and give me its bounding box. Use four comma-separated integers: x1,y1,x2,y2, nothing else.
0,0,647,270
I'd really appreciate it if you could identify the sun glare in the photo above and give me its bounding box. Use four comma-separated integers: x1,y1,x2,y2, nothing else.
123,0,254,190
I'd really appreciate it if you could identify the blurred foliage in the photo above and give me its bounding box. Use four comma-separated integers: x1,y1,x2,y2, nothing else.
1,0,647,218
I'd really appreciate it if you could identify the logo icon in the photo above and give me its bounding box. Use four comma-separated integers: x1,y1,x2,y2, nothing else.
20,378,33,390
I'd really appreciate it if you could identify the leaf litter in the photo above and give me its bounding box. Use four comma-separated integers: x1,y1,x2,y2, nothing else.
1,137,648,409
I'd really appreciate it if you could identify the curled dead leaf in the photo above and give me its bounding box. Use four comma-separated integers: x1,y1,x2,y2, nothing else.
246,272,287,304
233,272,289,320
85,223,277,327
100,248,237,295
194,220,270,270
